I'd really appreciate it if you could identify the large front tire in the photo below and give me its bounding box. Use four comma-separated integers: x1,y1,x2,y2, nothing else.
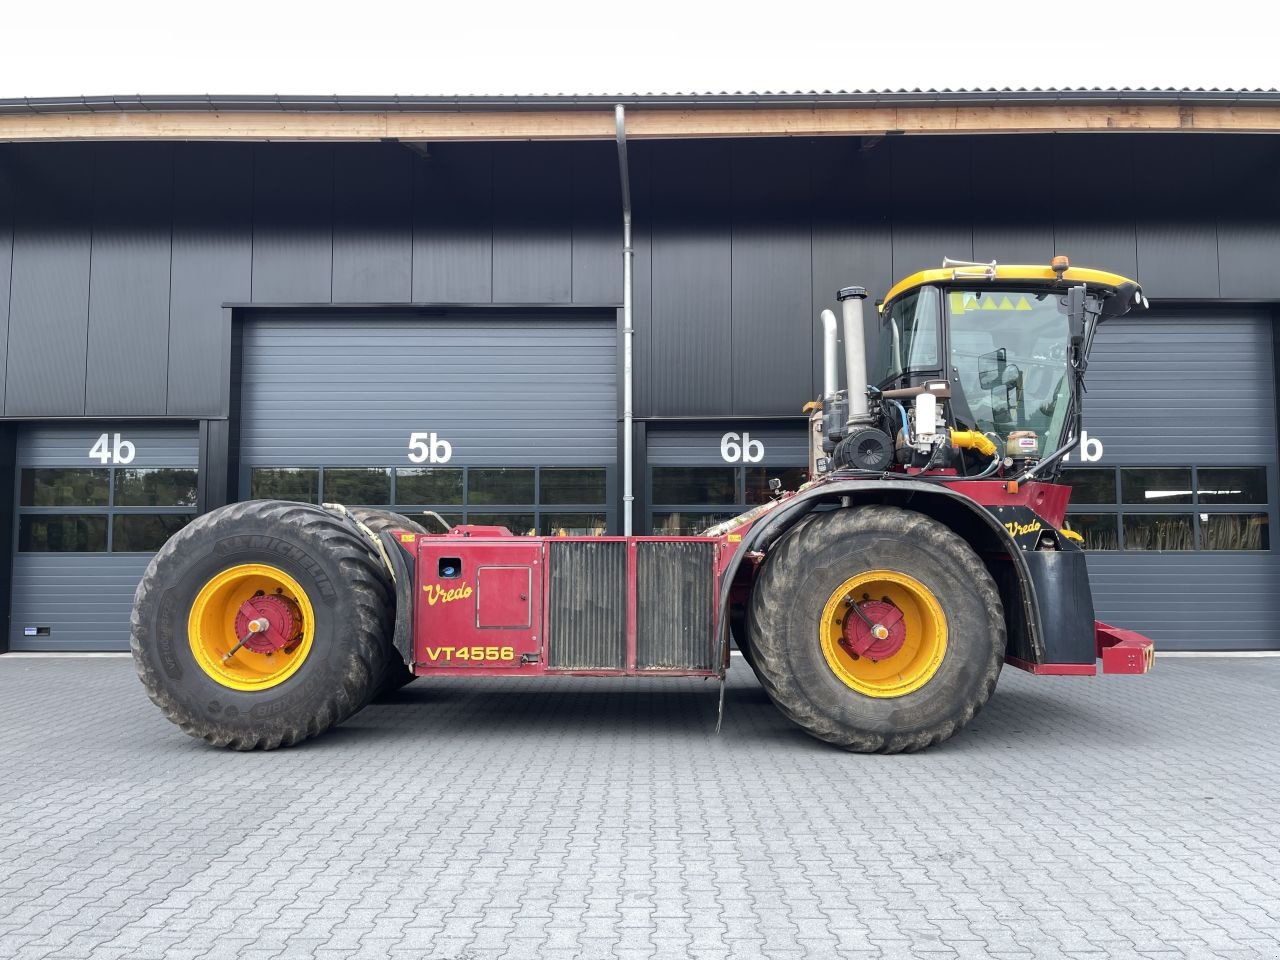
747,505,1004,753
130,500,393,749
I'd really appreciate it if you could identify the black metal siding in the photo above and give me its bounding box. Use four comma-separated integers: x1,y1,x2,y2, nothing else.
411,143,494,303
645,139,734,417
3,134,1280,422
85,144,173,416
0,165,12,410
251,144,334,304
4,146,93,417
492,142,573,303
333,145,413,304
167,143,253,418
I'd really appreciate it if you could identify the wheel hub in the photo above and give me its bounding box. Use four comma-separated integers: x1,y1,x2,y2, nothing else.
234,594,300,654
840,599,907,661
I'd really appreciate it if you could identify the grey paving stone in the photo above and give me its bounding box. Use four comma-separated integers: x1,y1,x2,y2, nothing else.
0,657,1278,960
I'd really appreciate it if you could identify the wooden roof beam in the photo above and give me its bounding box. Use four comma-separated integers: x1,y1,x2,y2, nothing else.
3,104,1280,142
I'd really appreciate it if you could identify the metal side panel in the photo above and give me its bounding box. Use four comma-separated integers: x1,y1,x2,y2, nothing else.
636,540,716,671
546,540,627,670
10,554,151,651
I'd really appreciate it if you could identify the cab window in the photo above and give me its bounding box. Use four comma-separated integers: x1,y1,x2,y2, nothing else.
876,286,941,383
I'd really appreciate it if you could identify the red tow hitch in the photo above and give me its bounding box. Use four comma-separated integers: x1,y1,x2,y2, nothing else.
1096,621,1156,675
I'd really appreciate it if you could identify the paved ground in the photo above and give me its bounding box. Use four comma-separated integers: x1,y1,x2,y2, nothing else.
0,657,1277,960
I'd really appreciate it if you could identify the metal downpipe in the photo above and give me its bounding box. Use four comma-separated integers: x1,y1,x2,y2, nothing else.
616,104,635,534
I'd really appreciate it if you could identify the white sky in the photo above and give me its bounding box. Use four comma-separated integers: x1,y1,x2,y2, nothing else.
2,0,1279,100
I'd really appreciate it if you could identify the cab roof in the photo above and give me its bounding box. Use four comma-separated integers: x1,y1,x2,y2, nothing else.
881,262,1140,309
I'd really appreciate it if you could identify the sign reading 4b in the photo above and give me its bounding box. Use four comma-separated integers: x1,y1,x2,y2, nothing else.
721,432,764,463
89,433,136,464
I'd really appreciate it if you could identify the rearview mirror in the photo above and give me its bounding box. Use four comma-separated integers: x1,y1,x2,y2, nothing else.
1066,284,1086,347
978,348,1007,390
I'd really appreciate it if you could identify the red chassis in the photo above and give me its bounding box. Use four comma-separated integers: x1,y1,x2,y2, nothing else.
388,478,1154,680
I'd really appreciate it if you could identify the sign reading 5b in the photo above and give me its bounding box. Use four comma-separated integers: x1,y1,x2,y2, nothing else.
720,431,764,463
408,432,453,463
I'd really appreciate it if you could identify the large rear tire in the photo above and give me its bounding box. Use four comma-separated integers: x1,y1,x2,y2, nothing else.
747,505,1004,753
347,508,427,696
130,500,393,749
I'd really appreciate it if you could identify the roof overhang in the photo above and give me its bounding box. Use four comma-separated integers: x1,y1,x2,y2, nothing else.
3,89,1280,143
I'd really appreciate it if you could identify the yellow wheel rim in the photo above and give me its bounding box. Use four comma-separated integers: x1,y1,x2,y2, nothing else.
188,563,315,691
819,570,947,698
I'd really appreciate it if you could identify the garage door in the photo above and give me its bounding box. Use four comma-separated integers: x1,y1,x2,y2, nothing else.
239,313,617,536
646,424,808,534
10,424,199,651
1062,310,1279,650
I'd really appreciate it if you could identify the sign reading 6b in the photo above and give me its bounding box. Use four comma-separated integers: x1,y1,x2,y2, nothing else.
720,431,764,463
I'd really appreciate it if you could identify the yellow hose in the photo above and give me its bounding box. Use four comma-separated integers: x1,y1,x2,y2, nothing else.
951,430,998,457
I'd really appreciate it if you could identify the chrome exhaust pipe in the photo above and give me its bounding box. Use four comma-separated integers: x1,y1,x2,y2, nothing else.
820,309,839,403
838,285,870,426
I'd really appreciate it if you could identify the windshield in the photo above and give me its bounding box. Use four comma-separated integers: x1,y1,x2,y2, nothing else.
875,286,941,382
947,289,1074,449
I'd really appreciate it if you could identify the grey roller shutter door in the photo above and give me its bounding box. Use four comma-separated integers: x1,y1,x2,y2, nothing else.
645,425,809,467
1078,311,1279,650
10,424,199,652
239,314,616,466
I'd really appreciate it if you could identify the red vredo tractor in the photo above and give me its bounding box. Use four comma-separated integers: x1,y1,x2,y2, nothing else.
131,256,1155,753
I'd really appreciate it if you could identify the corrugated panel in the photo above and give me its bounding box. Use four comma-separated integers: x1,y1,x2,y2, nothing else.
1087,553,1278,651
1080,311,1274,465
645,425,808,467
412,143,494,303
85,143,173,416
636,541,715,670
166,142,252,418
4,145,92,417
17,423,198,467
239,315,616,465
10,554,151,651
648,139,732,416
492,143,573,303
251,144,333,304
1076,310,1279,651
332,145,412,304
730,139,813,415
546,541,627,670
0,167,12,412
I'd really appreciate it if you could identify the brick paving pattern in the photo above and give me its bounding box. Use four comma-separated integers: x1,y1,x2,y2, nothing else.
0,656,1277,959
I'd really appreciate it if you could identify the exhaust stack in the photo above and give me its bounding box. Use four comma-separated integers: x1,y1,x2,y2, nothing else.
820,309,839,403
838,286,870,427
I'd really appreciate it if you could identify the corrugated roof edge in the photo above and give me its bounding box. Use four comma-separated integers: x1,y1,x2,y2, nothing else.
1,88,1279,114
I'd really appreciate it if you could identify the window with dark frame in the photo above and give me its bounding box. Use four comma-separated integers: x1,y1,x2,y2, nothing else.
1060,466,1269,552
649,465,809,536
16,467,198,553
247,465,611,535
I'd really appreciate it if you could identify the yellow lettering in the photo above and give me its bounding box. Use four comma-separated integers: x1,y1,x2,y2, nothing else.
421,583,475,606
1004,520,1043,537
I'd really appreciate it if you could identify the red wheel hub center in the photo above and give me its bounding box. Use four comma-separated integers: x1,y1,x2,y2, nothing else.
234,595,299,654
840,600,907,661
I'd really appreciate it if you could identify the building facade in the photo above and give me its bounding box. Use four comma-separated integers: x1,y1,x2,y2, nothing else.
2,92,1278,652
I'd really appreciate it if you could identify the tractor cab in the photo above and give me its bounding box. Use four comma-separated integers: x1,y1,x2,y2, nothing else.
815,257,1146,482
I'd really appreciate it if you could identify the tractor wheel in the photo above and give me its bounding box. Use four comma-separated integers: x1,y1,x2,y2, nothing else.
347,508,427,696
747,505,1004,753
130,500,393,749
